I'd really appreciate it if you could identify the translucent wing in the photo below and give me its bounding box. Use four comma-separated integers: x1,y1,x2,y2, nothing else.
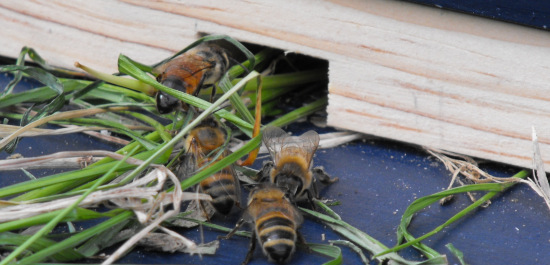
295,130,320,169
262,126,289,165
262,126,320,169
174,138,206,182
225,163,242,209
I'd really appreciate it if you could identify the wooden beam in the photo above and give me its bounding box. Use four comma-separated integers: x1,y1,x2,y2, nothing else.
1,0,549,169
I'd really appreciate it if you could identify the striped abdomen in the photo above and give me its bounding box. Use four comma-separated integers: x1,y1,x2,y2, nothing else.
255,211,297,263
199,159,239,215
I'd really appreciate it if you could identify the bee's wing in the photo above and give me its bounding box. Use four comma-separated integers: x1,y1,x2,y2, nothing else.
174,153,197,183
174,140,206,183
295,130,320,169
262,126,291,165
290,204,304,227
225,161,242,208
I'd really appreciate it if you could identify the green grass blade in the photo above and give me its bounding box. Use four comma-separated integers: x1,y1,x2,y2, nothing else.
0,146,140,264
329,240,369,265
445,243,469,265
267,96,327,127
123,111,171,142
308,243,343,265
16,211,133,264
1,47,52,96
218,72,255,123
0,148,167,200
76,215,132,257
0,80,86,109
0,65,63,95
375,170,529,258
0,208,108,233
302,201,448,265
0,232,84,262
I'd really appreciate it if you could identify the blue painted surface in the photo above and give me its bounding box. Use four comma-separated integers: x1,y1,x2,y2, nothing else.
2,48,550,265
407,0,550,30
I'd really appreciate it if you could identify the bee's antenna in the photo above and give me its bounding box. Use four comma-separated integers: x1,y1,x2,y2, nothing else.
229,58,250,76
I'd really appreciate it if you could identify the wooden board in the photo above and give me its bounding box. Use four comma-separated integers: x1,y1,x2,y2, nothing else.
1,0,550,170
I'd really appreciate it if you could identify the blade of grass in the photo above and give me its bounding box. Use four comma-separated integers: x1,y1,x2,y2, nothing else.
375,170,529,258
237,68,327,92
0,147,165,200
445,243,469,265
0,232,84,262
0,145,140,264
329,240,369,265
1,47,53,96
308,243,343,265
267,96,327,127
302,201,448,265
0,65,63,95
0,106,129,150
16,211,134,264
123,111,171,142
0,80,85,109
0,208,112,233
75,216,132,257
180,217,251,237
63,117,158,150
74,62,155,96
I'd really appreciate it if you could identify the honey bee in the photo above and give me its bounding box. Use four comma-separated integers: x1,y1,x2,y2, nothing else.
259,126,320,205
153,43,230,114
220,183,303,264
179,116,240,215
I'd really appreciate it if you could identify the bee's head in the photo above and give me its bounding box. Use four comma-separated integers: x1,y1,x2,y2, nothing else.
155,90,180,114
273,173,303,199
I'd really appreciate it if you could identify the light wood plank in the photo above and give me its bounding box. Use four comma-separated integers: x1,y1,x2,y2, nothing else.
1,0,549,170
328,57,550,168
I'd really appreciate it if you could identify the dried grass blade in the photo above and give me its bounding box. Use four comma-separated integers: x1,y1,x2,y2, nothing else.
520,127,550,211
0,107,129,149
0,124,110,137
0,146,141,265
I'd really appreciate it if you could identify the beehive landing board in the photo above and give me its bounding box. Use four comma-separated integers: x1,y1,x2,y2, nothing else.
1,0,550,170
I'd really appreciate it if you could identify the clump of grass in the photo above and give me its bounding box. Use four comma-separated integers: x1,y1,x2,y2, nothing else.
0,35,330,264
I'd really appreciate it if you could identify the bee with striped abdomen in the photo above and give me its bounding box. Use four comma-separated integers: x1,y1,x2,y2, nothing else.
260,126,337,207
220,183,303,264
153,42,230,114
178,116,241,216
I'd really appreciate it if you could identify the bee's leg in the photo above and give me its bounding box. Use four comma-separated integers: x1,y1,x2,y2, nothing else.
296,231,312,253
313,166,339,185
218,218,245,240
198,200,213,222
242,229,257,265
311,177,320,199
305,189,318,210
210,84,217,103
230,58,251,76
256,161,274,182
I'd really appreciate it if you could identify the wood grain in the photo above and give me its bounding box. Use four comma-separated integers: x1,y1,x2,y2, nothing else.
1,0,549,169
